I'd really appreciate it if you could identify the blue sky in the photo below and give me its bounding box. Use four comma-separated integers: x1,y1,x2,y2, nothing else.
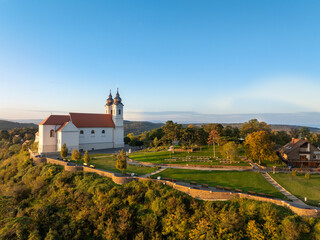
1,0,320,124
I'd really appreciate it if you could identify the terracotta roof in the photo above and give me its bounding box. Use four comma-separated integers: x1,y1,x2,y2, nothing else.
56,122,69,132
69,113,115,128
39,115,70,125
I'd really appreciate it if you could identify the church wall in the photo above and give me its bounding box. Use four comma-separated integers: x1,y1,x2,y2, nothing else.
39,125,58,154
79,127,114,151
59,131,80,152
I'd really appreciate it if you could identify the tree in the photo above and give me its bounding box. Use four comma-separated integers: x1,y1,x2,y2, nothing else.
83,150,91,165
271,130,291,146
127,133,135,140
124,136,131,144
208,130,219,158
71,149,81,162
299,127,310,139
220,142,238,162
0,130,9,140
161,121,182,153
153,137,159,147
12,136,21,144
240,119,270,137
244,131,278,165
116,149,127,174
290,128,300,138
60,143,68,158
305,172,310,181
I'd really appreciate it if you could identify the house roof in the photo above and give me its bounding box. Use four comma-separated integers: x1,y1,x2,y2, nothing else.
280,138,307,154
69,113,115,128
56,121,69,132
39,115,70,125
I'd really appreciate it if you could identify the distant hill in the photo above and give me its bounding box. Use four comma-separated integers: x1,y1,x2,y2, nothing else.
124,120,164,135
0,120,38,130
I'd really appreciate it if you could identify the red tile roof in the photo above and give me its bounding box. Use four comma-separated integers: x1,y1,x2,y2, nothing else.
69,113,115,128
56,122,69,132
39,115,70,125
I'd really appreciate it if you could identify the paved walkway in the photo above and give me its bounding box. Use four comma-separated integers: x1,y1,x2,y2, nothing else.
261,172,309,207
140,167,167,178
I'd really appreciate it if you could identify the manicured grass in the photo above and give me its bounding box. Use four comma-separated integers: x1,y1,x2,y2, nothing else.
152,168,286,200
129,146,250,166
271,173,320,206
71,154,159,176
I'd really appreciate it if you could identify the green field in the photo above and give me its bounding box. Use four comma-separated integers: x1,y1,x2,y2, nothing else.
73,154,159,176
152,168,286,199
271,173,320,206
129,146,249,166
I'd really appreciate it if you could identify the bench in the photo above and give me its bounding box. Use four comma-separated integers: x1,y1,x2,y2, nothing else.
201,184,209,188
224,187,232,191
89,165,95,168
257,192,265,197
190,181,197,185
216,185,224,190
235,189,243,193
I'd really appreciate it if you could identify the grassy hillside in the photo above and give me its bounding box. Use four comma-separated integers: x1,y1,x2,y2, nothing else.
0,120,37,130
124,120,164,135
1,151,319,239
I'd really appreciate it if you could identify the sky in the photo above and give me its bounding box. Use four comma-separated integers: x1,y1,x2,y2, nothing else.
1,0,320,125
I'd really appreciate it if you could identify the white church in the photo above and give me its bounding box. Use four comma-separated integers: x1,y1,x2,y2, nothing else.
36,90,124,154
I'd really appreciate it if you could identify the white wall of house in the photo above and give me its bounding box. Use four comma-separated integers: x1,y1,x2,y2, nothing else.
113,126,124,148
78,127,114,151
38,124,59,154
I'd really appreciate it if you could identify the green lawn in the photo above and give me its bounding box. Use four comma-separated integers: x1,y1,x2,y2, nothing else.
72,154,159,176
129,146,250,166
152,168,286,200
271,173,320,206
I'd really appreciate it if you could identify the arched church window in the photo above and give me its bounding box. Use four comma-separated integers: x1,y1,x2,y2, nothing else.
91,130,95,134
80,130,84,134
50,129,55,137
119,109,121,115
102,130,105,134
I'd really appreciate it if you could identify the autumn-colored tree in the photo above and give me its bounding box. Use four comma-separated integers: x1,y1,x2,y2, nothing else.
244,131,278,165
60,143,68,158
208,130,219,158
220,142,238,162
71,149,81,162
153,137,159,147
240,119,270,137
83,150,91,165
116,149,127,174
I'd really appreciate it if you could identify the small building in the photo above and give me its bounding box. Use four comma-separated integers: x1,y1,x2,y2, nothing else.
278,138,320,168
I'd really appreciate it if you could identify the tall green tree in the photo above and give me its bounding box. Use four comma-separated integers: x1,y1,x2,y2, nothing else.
60,143,68,158
161,121,182,153
71,149,81,163
116,149,127,174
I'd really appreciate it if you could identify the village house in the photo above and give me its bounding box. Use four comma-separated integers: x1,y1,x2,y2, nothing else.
278,138,320,168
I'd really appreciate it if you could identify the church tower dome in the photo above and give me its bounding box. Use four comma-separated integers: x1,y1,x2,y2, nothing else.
113,88,123,105
106,90,114,106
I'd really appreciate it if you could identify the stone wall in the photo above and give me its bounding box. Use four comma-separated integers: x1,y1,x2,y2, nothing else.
47,158,67,166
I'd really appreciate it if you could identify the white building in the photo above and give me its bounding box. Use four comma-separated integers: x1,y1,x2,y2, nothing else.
36,90,124,154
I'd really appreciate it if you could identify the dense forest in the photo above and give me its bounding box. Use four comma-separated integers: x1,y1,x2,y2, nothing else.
124,120,164,136
1,149,320,239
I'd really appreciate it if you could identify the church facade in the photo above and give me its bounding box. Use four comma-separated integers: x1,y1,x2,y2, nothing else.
37,90,124,154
